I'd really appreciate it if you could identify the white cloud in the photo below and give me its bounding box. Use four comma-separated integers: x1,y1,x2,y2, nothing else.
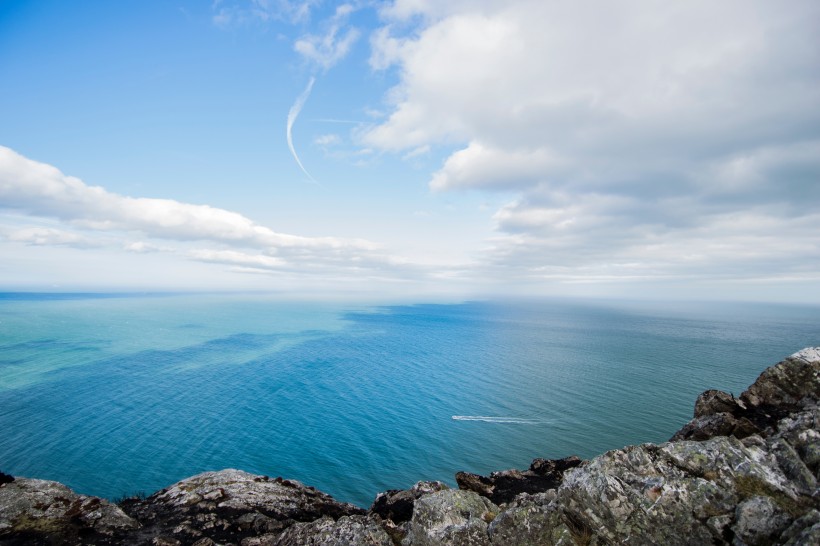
314,133,342,146
294,4,361,69
368,1,820,159
124,241,170,253
0,145,392,273
188,248,287,270
378,0,494,23
430,142,565,191
483,194,820,285
212,0,319,27
401,144,430,161
362,0,820,288
368,26,403,71
5,227,94,248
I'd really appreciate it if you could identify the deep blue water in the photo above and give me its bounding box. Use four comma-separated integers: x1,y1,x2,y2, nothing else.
1,294,818,507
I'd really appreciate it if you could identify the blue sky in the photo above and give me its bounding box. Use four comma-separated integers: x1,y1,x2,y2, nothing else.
1,0,819,301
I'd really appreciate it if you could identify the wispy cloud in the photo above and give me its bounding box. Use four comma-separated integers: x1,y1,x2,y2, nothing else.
212,0,319,27
314,133,341,146
293,4,361,69
5,227,96,248
124,241,171,253
188,248,287,270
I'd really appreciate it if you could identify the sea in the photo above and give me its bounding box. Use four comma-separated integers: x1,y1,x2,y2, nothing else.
1,293,818,507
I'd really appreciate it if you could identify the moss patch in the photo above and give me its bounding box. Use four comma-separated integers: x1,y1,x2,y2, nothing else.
734,475,804,517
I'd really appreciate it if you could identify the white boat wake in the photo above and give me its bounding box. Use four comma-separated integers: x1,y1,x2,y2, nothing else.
451,415,543,424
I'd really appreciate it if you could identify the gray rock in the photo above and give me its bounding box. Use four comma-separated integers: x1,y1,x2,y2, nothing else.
780,509,820,545
770,437,817,495
402,489,498,546
369,481,449,524
456,456,582,505
0,477,138,544
695,389,746,418
122,469,363,545
148,469,361,520
507,380,818,544
553,442,731,544
741,348,820,410
268,515,392,545
487,493,574,545
732,496,790,546
672,347,820,442
537,406,819,545
771,406,820,477
670,411,759,441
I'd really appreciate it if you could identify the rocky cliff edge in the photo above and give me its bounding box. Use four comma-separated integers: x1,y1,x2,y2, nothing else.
1,348,818,545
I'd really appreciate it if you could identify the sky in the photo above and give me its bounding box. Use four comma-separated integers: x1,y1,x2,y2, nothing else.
0,0,818,302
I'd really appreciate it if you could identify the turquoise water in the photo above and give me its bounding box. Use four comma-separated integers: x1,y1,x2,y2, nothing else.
1,294,818,507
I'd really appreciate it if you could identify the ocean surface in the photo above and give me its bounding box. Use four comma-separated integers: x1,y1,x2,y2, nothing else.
1,293,818,507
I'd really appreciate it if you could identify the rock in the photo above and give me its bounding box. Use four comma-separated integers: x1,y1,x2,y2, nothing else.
733,496,791,546
775,407,820,477
670,412,759,442
486,492,576,545
770,436,817,495
268,515,393,545
528,456,583,477
121,469,364,545
369,481,449,524
0,477,138,545
456,456,582,505
742,348,820,410
671,347,820,442
780,509,820,545
694,389,746,418
402,489,499,545
502,376,820,545
0,472,14,486
553,442,732,544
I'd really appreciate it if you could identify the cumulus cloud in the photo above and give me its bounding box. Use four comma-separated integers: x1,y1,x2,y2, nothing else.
429,142,565,191
0,146,403,278
364,0,820,285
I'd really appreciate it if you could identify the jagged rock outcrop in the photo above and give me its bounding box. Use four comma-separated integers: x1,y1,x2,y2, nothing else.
368,481,450,544
456,456,582,505
401,489,499,545
0,476,138,545
672,347,820,442
369,481,449,524
117,469,364,545
1,347,818,545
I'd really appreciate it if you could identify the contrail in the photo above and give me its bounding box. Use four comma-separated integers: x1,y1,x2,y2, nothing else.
287,76,318,183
